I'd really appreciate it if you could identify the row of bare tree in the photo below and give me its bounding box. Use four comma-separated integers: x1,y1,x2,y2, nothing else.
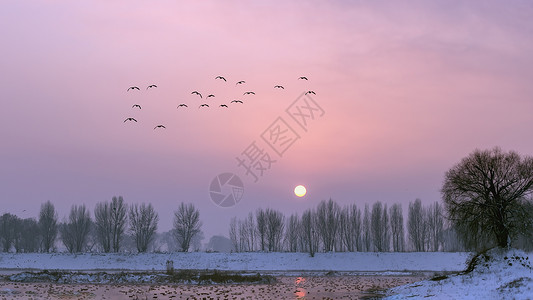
0,201,58,253
0,198,202,253
228,199,453,255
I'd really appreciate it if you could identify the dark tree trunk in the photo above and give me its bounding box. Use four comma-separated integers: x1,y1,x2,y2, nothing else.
495,226,509,248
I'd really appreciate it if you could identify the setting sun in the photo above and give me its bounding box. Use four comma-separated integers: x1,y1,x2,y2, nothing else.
294,185,307,197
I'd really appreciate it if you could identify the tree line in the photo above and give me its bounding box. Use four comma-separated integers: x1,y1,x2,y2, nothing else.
228,198,457,255
0,197,202,253
3,147,532,255
228,147,533,255
2,196,532,254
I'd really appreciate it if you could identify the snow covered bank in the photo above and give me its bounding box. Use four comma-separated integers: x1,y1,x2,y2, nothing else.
0,252,469,272
386,248,533,299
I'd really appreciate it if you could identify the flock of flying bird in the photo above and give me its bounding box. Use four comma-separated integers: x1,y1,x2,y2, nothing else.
123,76,314,130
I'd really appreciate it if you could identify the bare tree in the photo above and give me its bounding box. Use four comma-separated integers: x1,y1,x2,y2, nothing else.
371,201,388,252
94,201,112,252
14,218,39,253
173,202,202,252
239,219,248,252
229,217,239,252
284,213,300,252
382,203,390,252
301,209,319,257
0,213,18,252
426,201,444,251
389,203,405,252
245,212,256,251
442,147,533,248
60,205,92,253
129,203,158,253
408,199,427,251
340,204,362,252
39,201,58,252
362,204,371,251
256,208,267,251
110,196,127,252
94,196,127,253
265,208,284,252
316,199,340,252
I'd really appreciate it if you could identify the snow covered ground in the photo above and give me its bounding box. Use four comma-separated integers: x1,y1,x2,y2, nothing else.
0,251,470,272
2,250,532,298
386,248,533,299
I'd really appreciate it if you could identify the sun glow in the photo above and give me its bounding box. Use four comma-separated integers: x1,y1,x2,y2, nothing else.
294,185,307,197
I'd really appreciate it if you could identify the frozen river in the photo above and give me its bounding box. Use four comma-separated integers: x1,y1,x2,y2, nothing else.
0,273,430,299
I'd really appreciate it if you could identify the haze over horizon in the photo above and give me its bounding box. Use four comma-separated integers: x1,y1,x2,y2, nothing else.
2,1,533,241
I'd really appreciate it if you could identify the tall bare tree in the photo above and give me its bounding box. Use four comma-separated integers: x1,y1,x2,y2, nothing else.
256,208,267,251
129,203,158,253
94,196,127,253
442,147,533,248
265,208,284,252
301,209,319,257
408,198,427,251
382,203,390,252
14,218,39,253
60,205,92,253
110,196,127,252
426,201,444,251
340,204,362,252
173,202,202,252
94,201,112,252
237,219,248,252
316,199,341,252
285,213,300,252
39,201,58,252
362,204,371,251
371,201,388,252
245,212,256,251
0,213,18,252
229,217,239,252
389,203,405,252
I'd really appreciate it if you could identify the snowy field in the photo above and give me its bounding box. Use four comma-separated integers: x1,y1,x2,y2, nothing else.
386,248,533,299
1,251,533,299
0,251,470,272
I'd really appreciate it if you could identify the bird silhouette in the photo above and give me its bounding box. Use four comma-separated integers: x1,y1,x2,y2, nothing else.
127,86,140,91
192,91,202,98
207,94,215,98
219,104,228,108
177,104,188,108
146,84,157,89
215,76,226,81
305,90,316,95
124,118,137,122
231,100,243,104
154,125,166,130
132,104,141,109
274,85,284,89
243,91,255,95
298,76,308,80
236,81,246,85
199,104,209,108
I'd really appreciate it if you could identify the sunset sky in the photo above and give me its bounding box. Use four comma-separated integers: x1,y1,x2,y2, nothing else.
2,1,533,240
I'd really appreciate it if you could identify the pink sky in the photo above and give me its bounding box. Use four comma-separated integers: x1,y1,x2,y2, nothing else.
1,1,533,240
